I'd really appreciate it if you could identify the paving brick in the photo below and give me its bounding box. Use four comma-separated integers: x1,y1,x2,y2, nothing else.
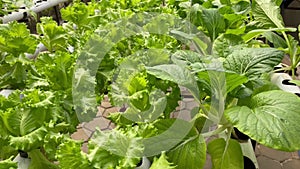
291,152,300,159
83,117,111,131
71,128,90,142
282,159,300,169
96,106,105,117
76,123,83,129
256,145,292,162
185,99,198,111
103,95,109,102
81,127,93,137
203,154,212,169
81,142,88,153
175,101,184,111
257,156,282,169
100,101,112,108
255,144,261,157
170,110,179,118
102,107,119,117
175,109,191,121
108,121,116,129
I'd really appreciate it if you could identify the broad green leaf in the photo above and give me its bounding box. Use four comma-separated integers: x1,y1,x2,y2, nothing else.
213,34,244,58
169,30,210,55
152,119,198,137
232,0,251,14
225,90,300,151
243,27,296,43
252,0,284,28
143,119,195,156
1,107,45,136
28,149,59,169
224,48,284,79
200,8,226,41
208,138,243,169
146,64,200,102
197,71,248,94
150,152,176,169
263,31,287,48
167,135,206,169
171,50,203,67
9,127,47,152
223,13,246,30
88,129,143,168
144,49,170,66
57,139,91,169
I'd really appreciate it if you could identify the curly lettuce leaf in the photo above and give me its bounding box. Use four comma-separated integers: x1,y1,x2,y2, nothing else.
0,21,37,56
57,139,91,169
0,157,17,169
150,152,176,169
88,129,143,168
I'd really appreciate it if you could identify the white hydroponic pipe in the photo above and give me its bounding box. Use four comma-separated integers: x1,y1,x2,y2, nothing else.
13,155,31,169
0,89,14,98
25,42,47,59
1,0,69,23
135,157,151,169
271,68,300,94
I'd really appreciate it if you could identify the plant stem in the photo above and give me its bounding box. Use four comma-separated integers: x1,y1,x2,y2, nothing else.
282,31,296,79
201,124,228,138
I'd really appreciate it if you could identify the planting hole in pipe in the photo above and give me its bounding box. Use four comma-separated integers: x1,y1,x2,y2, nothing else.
18,150,29,158
282,79,297,86
244,156,256,169
22,12,27,20
273,66,285,73
232,127,250,141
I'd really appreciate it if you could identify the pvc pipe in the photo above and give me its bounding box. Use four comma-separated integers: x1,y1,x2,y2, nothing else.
135,157,151,169
271,72,300,94
25,42,47,59
13,154,31,169
1,0,69,23
0,89,14,98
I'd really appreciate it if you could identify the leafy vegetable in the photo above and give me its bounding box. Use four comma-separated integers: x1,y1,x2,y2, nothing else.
225,90,300,151
150,152,176,169
224,47,284,79
252,0,284,28
167,135,206,169
208,138,243,169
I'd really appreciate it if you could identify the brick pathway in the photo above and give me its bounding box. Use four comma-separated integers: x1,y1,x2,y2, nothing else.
71,94,300,169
